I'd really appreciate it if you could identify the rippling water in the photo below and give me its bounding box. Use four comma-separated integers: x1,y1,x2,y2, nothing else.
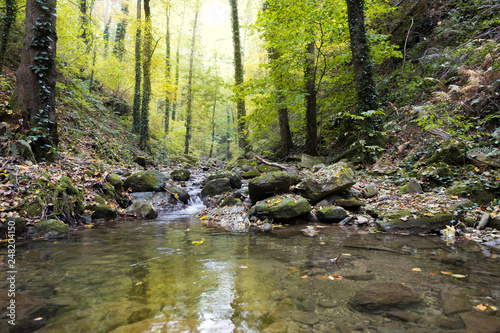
4,204,500,332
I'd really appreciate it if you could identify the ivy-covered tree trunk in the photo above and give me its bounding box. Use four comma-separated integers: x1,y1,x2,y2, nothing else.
184,9,199,155
103,18,111,54
229,0,247,152
132,0,142,134
304,40,318,156
140,0,152,149
164,4,171,134
113,3,128,61
346,0,378,114
15,0,58,161
79,0,89,44
0,0,17,73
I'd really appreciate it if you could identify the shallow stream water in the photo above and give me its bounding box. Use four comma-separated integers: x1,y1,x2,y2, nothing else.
4,200,500,332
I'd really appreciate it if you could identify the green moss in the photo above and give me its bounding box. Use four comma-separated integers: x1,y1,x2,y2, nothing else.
33,219,70,238
106,174,123,191
89,204,117,221
60,176,79,195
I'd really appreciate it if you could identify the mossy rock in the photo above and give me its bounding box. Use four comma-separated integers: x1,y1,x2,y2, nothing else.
126,200,158,219
26,202,43,217
447,180,495,204
0,217,26,237
250,194,311,220
220,196,241,207
249,171,291,205
171,169,191,181
166,185,190,204
59,176,79,196
203,171,242,189
106,173,123,191
335,199,365,211
123,170,167,192
427,140,467,165
417,163,454,188
376,212,454,234
89,204,117,221
201,178,232,197
32,219,70,238
242,170,261,179
316,206,348,222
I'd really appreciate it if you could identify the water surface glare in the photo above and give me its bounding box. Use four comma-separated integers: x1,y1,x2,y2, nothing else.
7,212,500,332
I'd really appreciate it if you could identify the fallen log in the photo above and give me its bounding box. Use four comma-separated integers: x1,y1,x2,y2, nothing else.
255,155,291,171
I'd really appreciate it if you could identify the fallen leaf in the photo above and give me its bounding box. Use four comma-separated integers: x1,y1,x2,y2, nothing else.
33,317,43,321
411,268,421,272
452,274,467,278
441,271,453,275
475,304,488,311
300,275,308,279
135,281,143,286
319,242,325,245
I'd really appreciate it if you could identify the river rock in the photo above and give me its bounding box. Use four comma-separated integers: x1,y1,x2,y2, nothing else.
124,170,167,192
315,206,348,222
250,194,311,220
32,219,70,238
203,171,242,189
126,200,158,219
242,170,261,179
291,310,319,325
350,282,422,313
440,288,471,316
166,184,190,204
402,178,423,194
300,154,325,169
459,312,500,333
362,184,378,198
201,178,232,197
335,199,365,210
248,171,291,205
203,205,250,232
89,204,118,221
376,212,454,234
0,289,59,333
170,168,191,181
299,162,356,204
220,196,241,207
447,179,495,204
134,156,157,168
106,173,123,191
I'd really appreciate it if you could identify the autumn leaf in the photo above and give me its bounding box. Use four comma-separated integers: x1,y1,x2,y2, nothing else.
441,271,453,275
411,268,421,272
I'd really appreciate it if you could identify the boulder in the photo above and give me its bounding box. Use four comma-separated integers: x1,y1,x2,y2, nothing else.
134,156,157,168
250,194,311,220
126,200,158,219
89,204,118,221
350,282,422,313
123,170,167,192
106,173,123,191
32,219,70,238
299,162,356,204
467,148,500,168
447,180,495,204
362,185,378,198
300,154,325,169
220,196,241,207
376,211,454,234
335,199,365,211
203,171,242,189
166,184,190,204
249,171,291,205
170,169,191,181
203,205,250,232
459,312,500,333
401,178,423,194
316,206,348,222
242,170,261,179
427,140,467,165
201,178,232,197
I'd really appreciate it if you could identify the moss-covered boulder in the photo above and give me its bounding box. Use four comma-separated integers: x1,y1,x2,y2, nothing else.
166,184,190,204
171,169,191,181
126,200,158,219
417,163,454,189
220,196,241,207
0,216,26,237
316,206,348,222
249,171,291,205
427,140,467,165
242,170,261,179
447,180,495,204
32,219,70,238
201,178,232,197
203,171,242,189
300,154,325,169
250,194,311,220
106,173,123,191
123,170,167,192
376,211,454,234
89,204,117,221
299,162,356,204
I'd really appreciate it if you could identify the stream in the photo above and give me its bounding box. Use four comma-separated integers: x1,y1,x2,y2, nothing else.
3,180,500,332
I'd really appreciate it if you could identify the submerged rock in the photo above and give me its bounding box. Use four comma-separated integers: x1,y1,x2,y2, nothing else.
250,194,311,220
165,184,190,204
376,212,454,234
32,219,70,238
202,205,250,232
350,282,422,313
89,204,118,221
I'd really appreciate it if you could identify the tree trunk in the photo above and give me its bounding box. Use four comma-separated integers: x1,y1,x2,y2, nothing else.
305,40,318,156
79,0,89,44
184,9,199,155
0,0,17,74
172,2,186,122
164,4,171,134
346,0,378,114
113,3,128,61
208,97,217,158
132,0,142,134
140,0,152,149
103,17,111,55
15,0,58,161
229,0,247,152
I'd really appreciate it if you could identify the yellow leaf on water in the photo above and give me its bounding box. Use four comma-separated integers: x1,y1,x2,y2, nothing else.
475,304,488,311
441,271,453,275
412,268,421,272
319,242,325,245
300,275,308,279
200,216,207,220
452,274,467,278
491,305,498,311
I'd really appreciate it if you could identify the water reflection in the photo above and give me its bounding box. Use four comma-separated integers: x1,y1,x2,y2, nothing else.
3,214,500,332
